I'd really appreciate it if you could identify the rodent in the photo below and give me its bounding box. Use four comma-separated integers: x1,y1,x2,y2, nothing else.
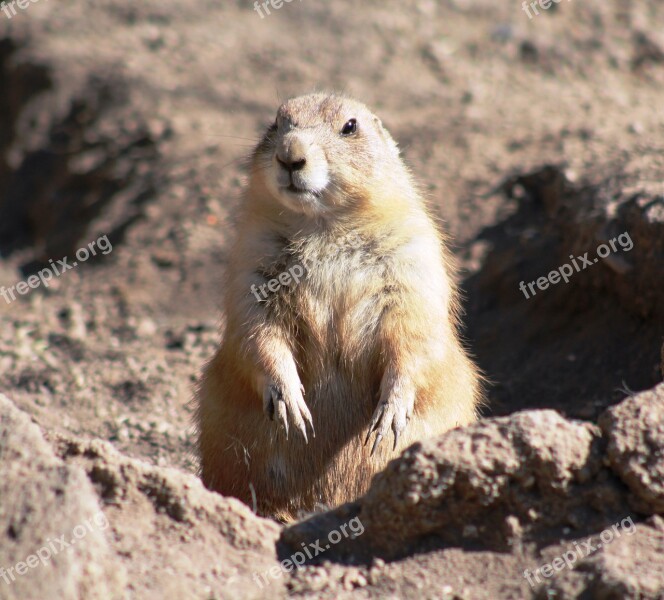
196,93,482,521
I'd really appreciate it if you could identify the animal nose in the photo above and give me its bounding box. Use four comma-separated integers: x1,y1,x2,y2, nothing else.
276,134,309,173
276,155,306,172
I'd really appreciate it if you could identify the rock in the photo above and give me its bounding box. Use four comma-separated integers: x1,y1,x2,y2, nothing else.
599,383,664,514
281,410,617,561
355,410,606,555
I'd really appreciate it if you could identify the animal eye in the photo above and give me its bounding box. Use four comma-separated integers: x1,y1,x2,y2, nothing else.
340,119,357,136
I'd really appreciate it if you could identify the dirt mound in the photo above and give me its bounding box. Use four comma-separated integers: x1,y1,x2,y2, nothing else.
0,394,125,599
0,394,281,600
464,163,664,418
280,385,664,599
2,387,662,599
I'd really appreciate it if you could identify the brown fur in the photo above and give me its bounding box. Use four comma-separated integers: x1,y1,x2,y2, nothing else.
196,93,482,521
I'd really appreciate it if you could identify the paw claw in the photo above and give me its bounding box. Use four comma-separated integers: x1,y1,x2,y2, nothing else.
370,433,383,456
364,404,384,445
263,379,313,443
274,394,289,438
366,392,413,454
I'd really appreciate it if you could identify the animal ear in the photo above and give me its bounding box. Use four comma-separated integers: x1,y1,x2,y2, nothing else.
373,116,400,157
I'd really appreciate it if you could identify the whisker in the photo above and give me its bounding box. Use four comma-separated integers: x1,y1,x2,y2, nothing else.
215,154,253,177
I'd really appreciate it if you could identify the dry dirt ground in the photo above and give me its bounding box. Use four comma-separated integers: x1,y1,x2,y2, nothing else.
0,1,663,599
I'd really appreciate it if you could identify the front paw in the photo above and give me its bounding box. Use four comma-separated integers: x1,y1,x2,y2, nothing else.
263,379,315,443
365,391,414,455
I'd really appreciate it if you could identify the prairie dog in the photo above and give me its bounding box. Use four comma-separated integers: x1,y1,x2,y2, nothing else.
196,93,482,520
